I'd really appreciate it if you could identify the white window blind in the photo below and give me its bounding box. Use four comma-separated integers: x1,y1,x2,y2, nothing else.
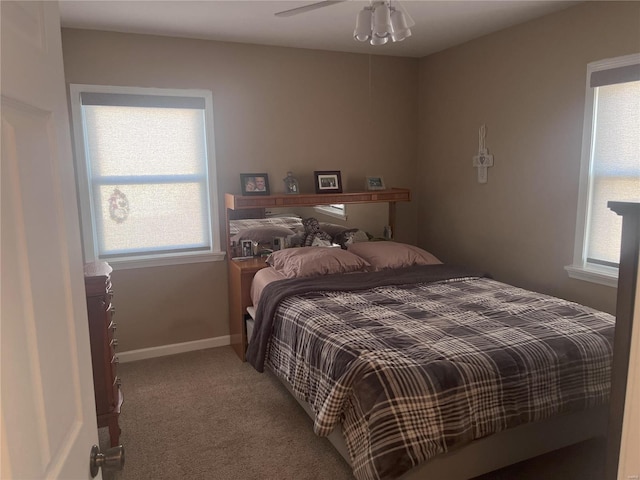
70,85,222,267
586,81,640,267
567,54,640,286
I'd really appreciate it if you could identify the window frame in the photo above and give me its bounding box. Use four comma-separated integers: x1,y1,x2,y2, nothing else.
565,53,640,288
69,84,224,270
314,204,347,220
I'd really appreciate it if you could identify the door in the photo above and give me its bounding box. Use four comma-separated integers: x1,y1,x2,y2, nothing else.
1,1,101,478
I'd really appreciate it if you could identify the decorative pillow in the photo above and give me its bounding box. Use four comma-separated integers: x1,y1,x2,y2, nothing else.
347,241,442,271
266,247,370,278
231,226,296,245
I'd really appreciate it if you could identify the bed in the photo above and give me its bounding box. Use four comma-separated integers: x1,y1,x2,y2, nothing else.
244,242,614,480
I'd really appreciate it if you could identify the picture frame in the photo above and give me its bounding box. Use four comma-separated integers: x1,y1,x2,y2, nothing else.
314,170,342,194
241,239,253,257
365,176,386,191
240,173,270,196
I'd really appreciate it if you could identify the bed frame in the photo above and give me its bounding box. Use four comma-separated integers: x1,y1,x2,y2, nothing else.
276,371,608,479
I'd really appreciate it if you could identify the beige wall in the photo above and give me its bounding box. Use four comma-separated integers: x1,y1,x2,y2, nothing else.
62,2,638,351
61,29,419,351
417,1,640,314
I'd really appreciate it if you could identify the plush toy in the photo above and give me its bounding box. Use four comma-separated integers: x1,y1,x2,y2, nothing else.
301,217,332,247
334,229,370,249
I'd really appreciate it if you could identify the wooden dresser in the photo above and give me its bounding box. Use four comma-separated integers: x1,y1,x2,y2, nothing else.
84,261,122,447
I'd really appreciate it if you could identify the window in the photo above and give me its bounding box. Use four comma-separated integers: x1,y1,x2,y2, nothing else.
69,85,223,269
566,54,640,287
314,204,347,220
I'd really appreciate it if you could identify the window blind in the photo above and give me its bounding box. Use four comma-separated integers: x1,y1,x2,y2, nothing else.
80,94,212,259
590,63,640,88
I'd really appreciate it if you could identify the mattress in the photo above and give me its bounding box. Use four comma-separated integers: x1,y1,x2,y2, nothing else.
246,306,256,343
250,267,286,308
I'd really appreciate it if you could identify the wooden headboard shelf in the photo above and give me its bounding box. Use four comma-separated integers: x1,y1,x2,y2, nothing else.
224,188,411,210
224,188,411,256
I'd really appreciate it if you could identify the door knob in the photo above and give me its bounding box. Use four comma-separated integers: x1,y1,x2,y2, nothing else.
89,444,125,478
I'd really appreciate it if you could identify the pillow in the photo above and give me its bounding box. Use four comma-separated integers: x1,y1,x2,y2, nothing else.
231,226,295,245
347,241,442,271
266,247,370,278
229,216,302,235
319,222,351,237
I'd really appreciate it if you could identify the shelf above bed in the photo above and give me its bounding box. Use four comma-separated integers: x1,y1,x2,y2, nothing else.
224,188,411,210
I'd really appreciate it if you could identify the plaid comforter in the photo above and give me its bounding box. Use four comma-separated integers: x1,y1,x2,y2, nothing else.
250,266,614,480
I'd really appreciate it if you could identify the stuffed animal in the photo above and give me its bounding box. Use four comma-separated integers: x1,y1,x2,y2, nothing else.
334,229,370,249
301,217,332,247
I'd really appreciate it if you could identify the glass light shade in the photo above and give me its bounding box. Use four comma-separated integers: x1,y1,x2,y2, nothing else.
354,8,372,42
372,2,391,38
370,34,389,46
390,9,412,42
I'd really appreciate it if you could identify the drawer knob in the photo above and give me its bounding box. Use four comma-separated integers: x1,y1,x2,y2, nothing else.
111,338,119,347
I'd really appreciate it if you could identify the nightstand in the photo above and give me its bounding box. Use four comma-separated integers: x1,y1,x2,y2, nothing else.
228,257,268,361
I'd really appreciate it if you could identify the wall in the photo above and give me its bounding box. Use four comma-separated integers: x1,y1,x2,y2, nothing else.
61,29,419,351
417,1,640,314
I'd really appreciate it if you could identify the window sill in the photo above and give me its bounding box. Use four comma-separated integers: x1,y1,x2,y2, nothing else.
107,251,226,270
565,264,618,288
314,205,347,221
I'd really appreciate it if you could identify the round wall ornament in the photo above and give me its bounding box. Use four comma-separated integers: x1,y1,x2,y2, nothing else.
108,188,129,223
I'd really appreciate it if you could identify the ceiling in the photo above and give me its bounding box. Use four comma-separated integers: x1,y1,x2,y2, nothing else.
58,0,578,58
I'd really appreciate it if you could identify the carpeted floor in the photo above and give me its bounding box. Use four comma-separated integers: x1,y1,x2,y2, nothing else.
100,346,606,480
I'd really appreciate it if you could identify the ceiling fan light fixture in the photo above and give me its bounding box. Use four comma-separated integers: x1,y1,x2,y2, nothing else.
352,1,412,46
370,34,389,46
390,9,411,42
354,7,373,42
372,2,392,38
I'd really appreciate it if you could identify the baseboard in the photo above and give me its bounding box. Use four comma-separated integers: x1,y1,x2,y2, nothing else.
117,336,230,363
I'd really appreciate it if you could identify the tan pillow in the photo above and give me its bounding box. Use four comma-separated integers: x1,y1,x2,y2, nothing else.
266,247,370,278
347,241,441,271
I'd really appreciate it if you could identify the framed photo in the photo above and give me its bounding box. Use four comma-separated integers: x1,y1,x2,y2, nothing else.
314,170,342,194
240,173,270,196
365,176,386,191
